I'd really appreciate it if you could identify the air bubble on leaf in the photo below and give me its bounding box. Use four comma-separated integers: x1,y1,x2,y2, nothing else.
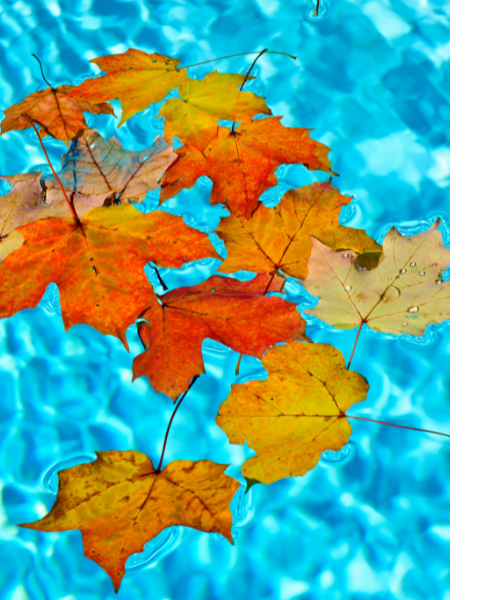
419,271,425,276
400,268,406,274
344,285,351,292
391,238,395,242
410,262,416,267
408,306,419,314
407,238,412,242
435,279,442,285
387,278,392,282
342,253,349,259
402,322,408,327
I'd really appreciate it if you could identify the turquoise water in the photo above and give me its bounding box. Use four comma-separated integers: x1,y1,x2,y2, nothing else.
0,1,449,599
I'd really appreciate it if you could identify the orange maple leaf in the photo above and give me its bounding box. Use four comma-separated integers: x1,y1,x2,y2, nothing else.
0,171,110,259
0,204,219,348
21,451,239,592
216,181,382,279
160,117,336,218
0,85,114,146
133,273,306,400
68,48,187,126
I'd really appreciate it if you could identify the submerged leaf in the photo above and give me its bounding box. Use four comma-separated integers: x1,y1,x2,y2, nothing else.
133,273,306,400
303,221,450,335
21,451,239,592
160,117,335,218
159,70,271,151
216,342,368,485
69,48,187,125
0,171,110,259
44,129,177,204
0,85,114,146
216,181,381,279
0,204,218,348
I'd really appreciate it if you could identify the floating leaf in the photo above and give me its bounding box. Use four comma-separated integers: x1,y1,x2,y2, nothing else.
303,221,450,335
0,85,114,146
69,48,187,126
216,181,381,279
0,204,218,348
160,117,335,218
133,273,306,400
216,342,368,485
158,70,271,151
44,129,177,204
21,451,239,592
0,171,110,259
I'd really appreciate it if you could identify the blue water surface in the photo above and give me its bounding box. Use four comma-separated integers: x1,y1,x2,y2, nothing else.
0,0,449,598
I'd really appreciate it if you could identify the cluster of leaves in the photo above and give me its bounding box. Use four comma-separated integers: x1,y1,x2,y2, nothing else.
0,48,450,592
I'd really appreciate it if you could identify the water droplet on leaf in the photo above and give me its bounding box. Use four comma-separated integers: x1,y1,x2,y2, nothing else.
344,285,351,292
408,306,419,314
419,271,425,276
402,322,408,327
400,268,406,274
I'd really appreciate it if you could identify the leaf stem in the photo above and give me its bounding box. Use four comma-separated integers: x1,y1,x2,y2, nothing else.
346,321,363,370
264,269,278,295
239,48,268,93
181,50,296,70
235,353,243,375
314,0,320,16
27,118,79,223
32,54,53,89
232,49,269,133
346,415,450,438
156,376,199,472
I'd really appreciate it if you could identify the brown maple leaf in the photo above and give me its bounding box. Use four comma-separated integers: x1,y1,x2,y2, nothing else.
133,273,307,400
303,221,450,336
21,451,239,592
160,117,336,218
0,204,219,348
216,181,382,280
44,128,177,204
0,85,114,146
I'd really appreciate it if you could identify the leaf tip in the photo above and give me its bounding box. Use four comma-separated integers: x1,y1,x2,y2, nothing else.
244,477,261,493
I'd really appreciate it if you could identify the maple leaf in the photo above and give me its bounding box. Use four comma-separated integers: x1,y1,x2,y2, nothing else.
0,85,114,146
158,70,271,151
0,171,111,259
21,451,239,592
44,128,177,204
0,204,219,348
68,48,188,126
216,181,382,280
216,341,369,485
160,117,336,218
303,221,450,336
133,273,307,400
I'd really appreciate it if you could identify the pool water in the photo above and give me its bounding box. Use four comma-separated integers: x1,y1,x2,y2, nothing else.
0,1,449,598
